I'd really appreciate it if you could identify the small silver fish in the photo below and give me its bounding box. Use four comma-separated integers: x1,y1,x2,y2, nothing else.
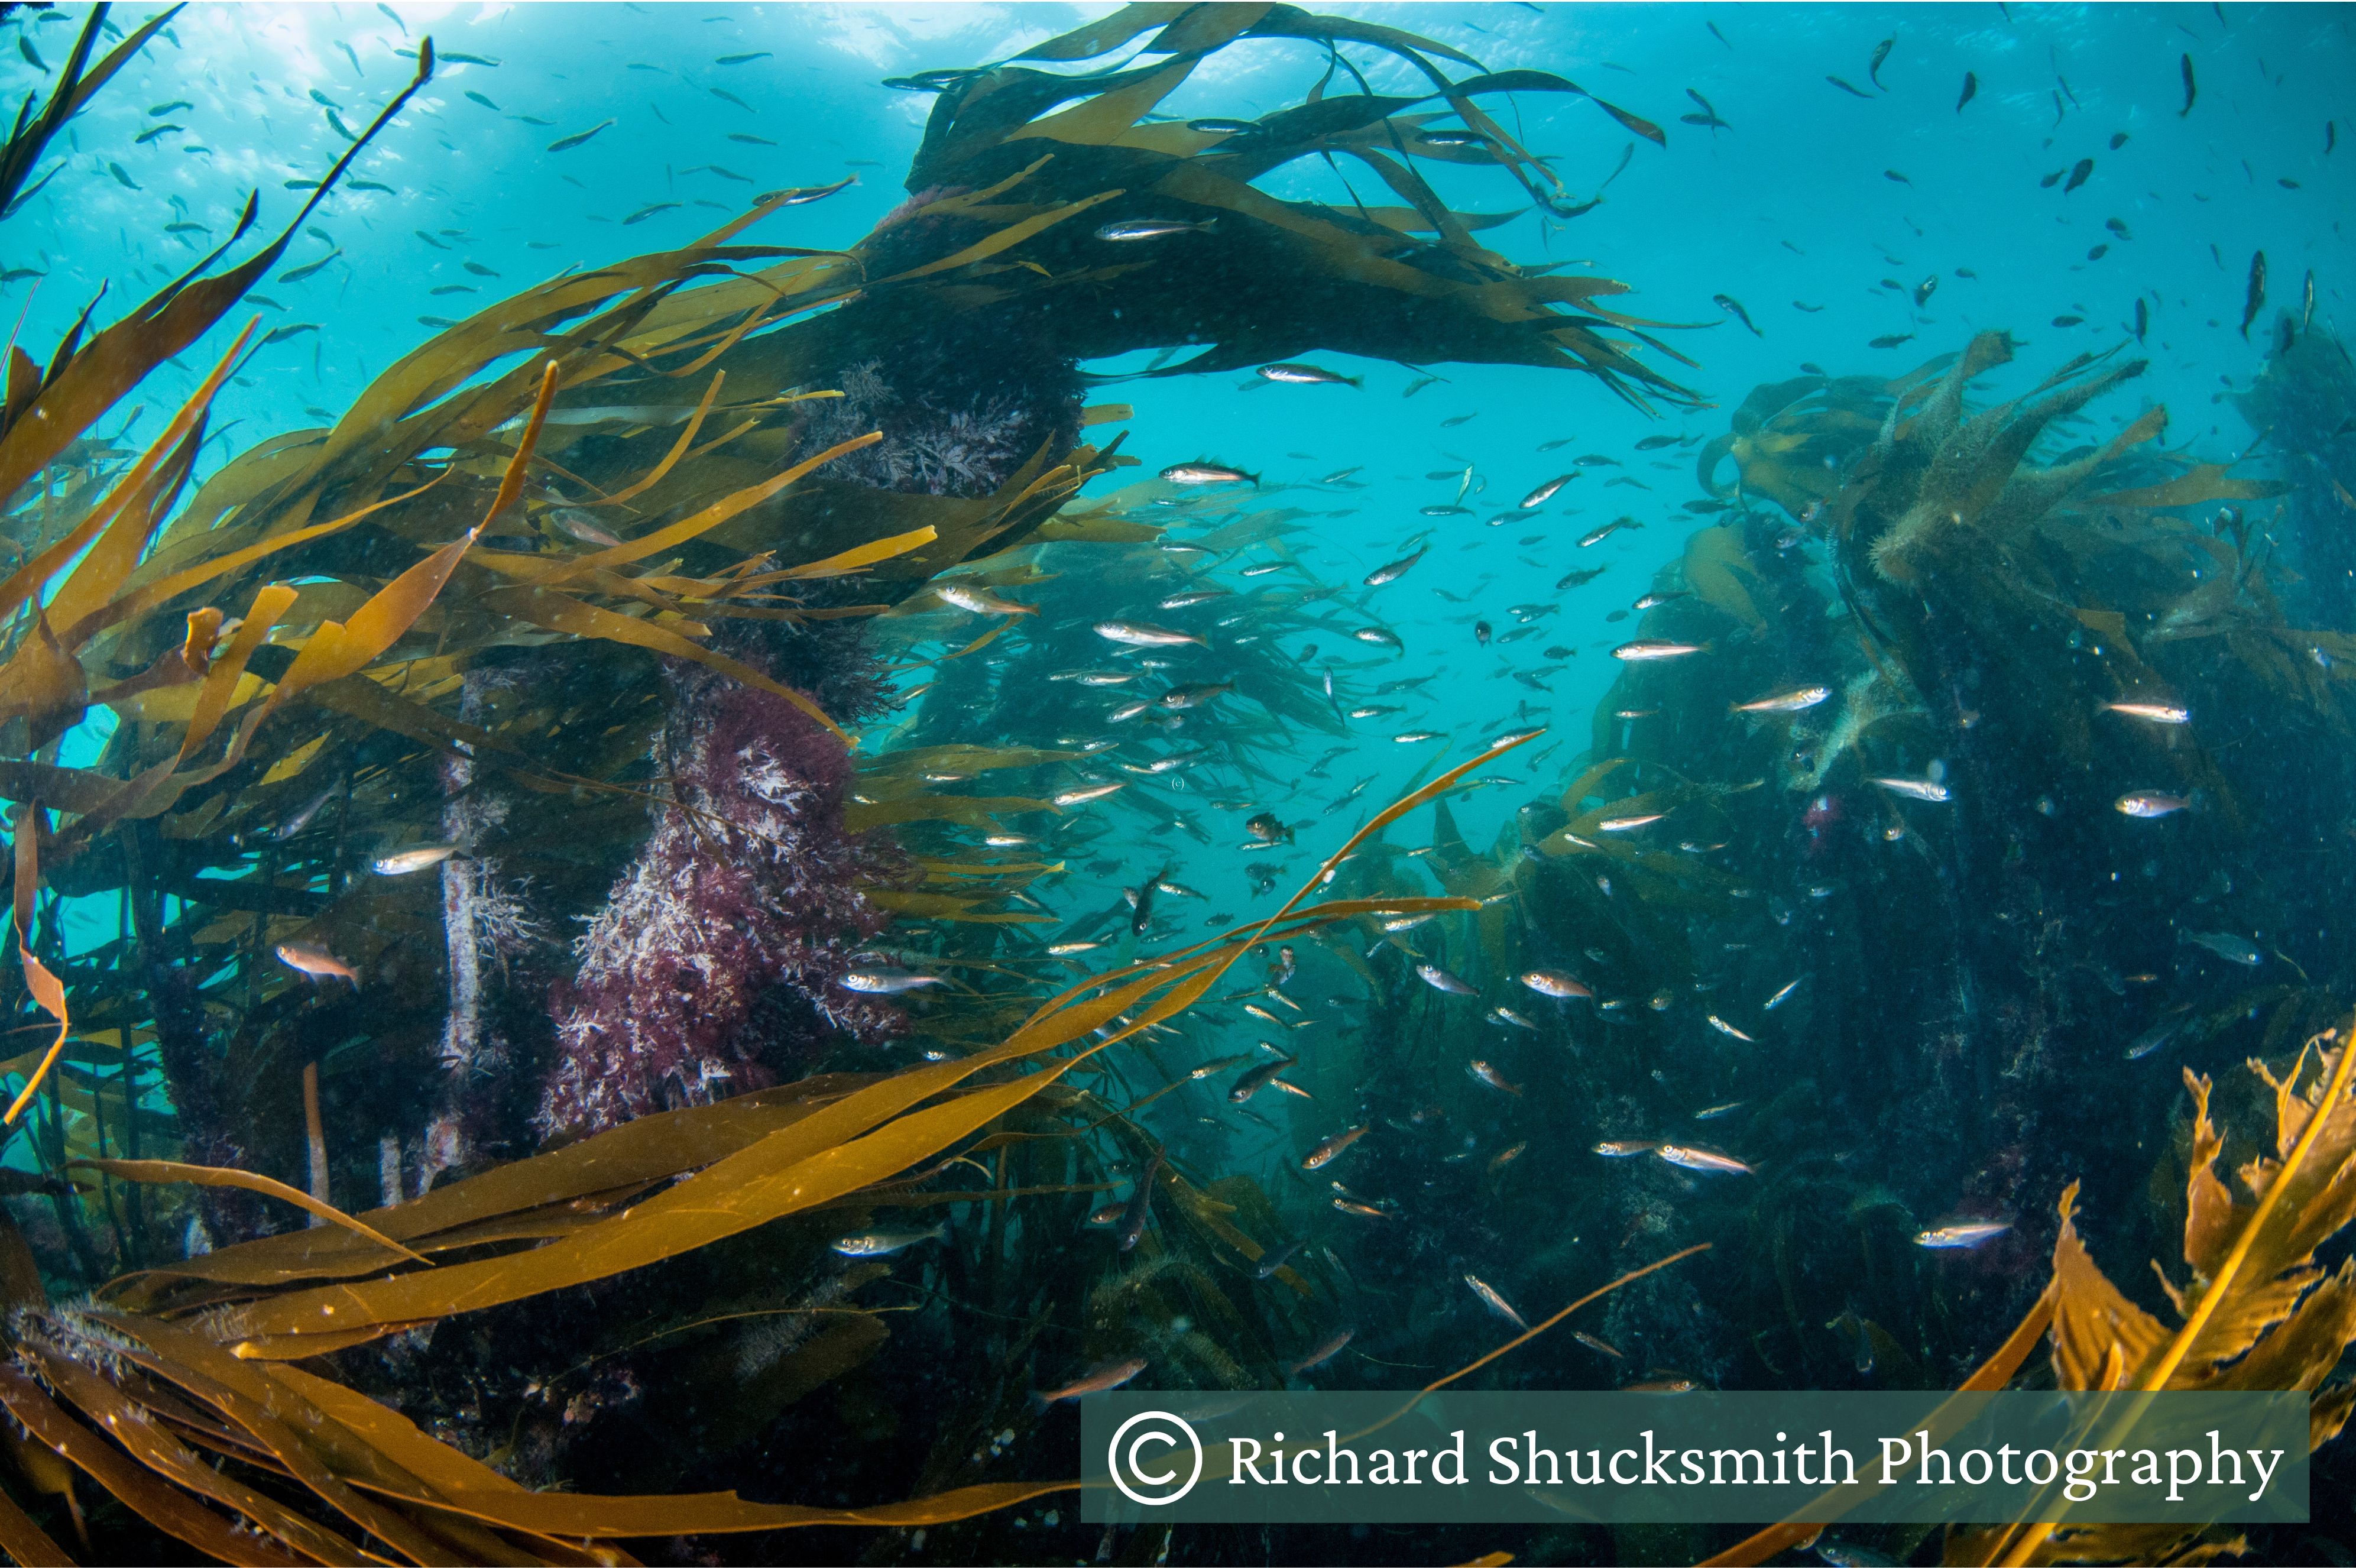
2182,930,2263,966
371,844,459,876
1054,782,1127,806
1598,813,1665,832
1100,217,1217,241
1916,1222,2010,1249
1488,1006,1538,1029
1253,1239,1308,1278
2115,791,2188,818
1704,1014,1755,1042
1159,460,1256,485
1094,620,1205,647
1656,1143,1752,1175
548,507,623,547
1302,1126,1368,1170
1520,474,1575,508
1417,964,1476,995
2101,700,2190,725
1612,640,1707,661
1593,1139,1657,1158
1518,969,1592,999
1733,685,1831,714
1868,776,1952,803
1463,1273,1529,1331
1365,546,1427,587
1468,1060,1521,1095
936,583,1038,615
832,1222,947,1256
1258,362,1360,387
1762,976,1805,1010
838,967,947,993
1694,1101,1745,1120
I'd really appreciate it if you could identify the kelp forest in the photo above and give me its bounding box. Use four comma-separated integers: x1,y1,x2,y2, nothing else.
0,3,2351,1566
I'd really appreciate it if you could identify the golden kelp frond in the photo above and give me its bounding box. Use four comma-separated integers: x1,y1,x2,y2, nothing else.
0,748,1499,1556
1694,369,1910,513
859,2,1696,407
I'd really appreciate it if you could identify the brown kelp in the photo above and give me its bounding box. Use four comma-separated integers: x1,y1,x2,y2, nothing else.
1702,1022,2356,1568
0,4,1710,1556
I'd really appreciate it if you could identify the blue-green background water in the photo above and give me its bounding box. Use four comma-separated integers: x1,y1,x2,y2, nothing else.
7,0,2345,876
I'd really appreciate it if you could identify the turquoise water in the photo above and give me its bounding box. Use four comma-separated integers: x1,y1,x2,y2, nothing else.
9,0,2343,863
5,4,2356,1563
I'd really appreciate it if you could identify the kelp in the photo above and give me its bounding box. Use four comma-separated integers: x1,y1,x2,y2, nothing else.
1703,1020,2356,1568
0,733,1519,1557
848,2,1698,408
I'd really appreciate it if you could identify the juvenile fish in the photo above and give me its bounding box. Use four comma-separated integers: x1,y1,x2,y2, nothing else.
1365,546,1427,586
2115,791,2187,818
1100,218,1218,241
1353,628,1404,650
2182,930,2263,966
1159,588,1229,609
1580,519,1643,547
1521,474,1576,508
1230,1054,1298,1103
1733,685,1830,714
1160,461,1257,485
833,1222,946,1256
838,967,945,993
1593,1139,1657,1157
1245,812,1292,844
1519,969,1592,999
1253,1239,1308,1279
547,119,615,153
1657,1143,1751,1175
1302,1126,1368,1170
277,943,359,987
1612,640,1706,661
1095,621,1205,647
1868,775,1950,802
1259,362,1360,387
1714,294,1762,336
2102,700,2189,725
372,845,458,876
1633,591,1689,611
1286,1329,1353,1376
2240,250,2266,339
1916,1222,2010,1249
1117,1149,1165,1252
1763,976,1804,1010
1464,1273,1529,1330
1705,1014,1755,1042
1468,1060,1522,1096
1036,1357,1148,1403
937,583,1038,615
1158,681,1233,710
1417,964,1476,996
